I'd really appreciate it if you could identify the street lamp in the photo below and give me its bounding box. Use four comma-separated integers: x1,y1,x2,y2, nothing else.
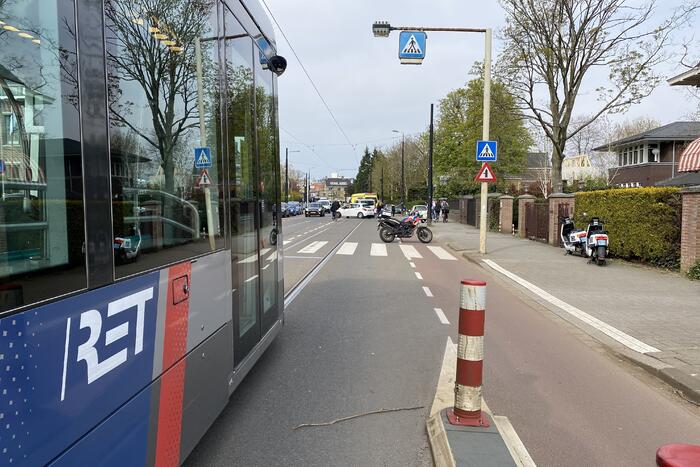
372,21,392,38
392,130,405,208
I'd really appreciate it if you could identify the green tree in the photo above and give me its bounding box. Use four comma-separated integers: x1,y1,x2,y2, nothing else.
433,70,530,198
353,146,374,193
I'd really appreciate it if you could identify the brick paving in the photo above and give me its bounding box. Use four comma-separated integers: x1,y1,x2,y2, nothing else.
433,220,700,386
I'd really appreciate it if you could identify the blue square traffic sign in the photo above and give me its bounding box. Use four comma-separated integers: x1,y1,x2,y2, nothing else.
194,147,212,168
398,31,426,63
476,140,497,162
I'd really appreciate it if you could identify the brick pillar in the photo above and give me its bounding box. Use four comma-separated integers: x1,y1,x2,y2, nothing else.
498,195,514,234
517,195,535,239
548,193,575,246
681,186,700,274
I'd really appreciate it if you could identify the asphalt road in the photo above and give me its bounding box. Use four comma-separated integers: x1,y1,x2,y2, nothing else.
186,217,700,466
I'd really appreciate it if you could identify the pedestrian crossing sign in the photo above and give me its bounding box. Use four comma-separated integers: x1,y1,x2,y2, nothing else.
398,31,427,65
475,163,497,183
194,147,212,168
476,140,497,161
197,168,212,187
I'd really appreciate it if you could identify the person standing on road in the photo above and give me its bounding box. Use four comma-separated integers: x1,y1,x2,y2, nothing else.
433,201,441,221
331,200,340,220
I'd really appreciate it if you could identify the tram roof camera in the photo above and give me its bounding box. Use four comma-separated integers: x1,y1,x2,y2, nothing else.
372,21,391,38
268,55,287,76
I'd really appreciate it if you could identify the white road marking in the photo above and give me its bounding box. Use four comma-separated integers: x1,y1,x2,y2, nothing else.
266,251,277,261
336,242,358,255
415,272,423,280
427,246,457,261
399,244,422,259
238,253,258,264
244,274,258,283
262,264,270,270
370,243,388,256
409,262,416,268
298,241,328,254
285,255,324,259
260,248,271,256
482,259,660,354
434,308,449,324
422,286,433,297
283,240,292,245
493,416,538,467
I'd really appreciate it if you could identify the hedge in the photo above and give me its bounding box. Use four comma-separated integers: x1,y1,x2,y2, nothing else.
574,187,682,268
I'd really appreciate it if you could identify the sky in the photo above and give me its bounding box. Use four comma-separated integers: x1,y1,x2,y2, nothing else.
264,0,699,180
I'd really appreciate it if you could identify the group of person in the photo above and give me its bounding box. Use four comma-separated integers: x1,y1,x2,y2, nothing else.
432,200,450,222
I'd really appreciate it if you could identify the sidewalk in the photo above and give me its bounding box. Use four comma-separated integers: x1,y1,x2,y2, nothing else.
432,220,700,403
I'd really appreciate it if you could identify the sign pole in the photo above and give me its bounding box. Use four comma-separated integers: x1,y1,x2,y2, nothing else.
479,28,492,255
195,39,215,250
428,104,434,227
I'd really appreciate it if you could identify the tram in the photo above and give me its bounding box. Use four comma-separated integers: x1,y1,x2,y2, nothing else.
0,0,285,464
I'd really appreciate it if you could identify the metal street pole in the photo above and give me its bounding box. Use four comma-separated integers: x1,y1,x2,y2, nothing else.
285,148,289,203
428,104,434,227
479,28,492,254
401,135,405,206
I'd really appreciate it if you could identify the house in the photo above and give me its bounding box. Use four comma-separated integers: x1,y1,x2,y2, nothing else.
592,121,700,187
504,152,550,189
320,176,351,199
561,154,601,184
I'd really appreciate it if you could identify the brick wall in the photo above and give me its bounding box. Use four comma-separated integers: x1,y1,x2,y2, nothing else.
517,195,535,238
681,186,700,274
548,194,575,246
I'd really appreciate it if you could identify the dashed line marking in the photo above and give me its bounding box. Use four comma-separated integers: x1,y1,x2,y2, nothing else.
415,272,423,280
409,262,416,268
434,308,449,324
422,286,433,298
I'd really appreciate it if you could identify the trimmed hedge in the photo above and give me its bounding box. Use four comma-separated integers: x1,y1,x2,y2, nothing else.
688,262,700,281
574,187,682,268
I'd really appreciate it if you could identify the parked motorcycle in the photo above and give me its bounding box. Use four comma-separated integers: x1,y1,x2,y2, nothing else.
377,214,433,243
560,217,587,256
584,217,609,266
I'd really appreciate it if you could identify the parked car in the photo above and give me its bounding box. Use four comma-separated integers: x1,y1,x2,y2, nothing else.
287,201,301,216
318,199,332,213
281,202,289,217
411,205,428,220
304,202,325,217
338,203,375,218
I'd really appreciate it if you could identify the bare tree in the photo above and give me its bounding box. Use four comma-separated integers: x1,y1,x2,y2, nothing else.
105,0,215,193
498,0,699,192
567,114,609,155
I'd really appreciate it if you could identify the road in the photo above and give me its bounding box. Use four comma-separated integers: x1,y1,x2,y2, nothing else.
186,216,700,466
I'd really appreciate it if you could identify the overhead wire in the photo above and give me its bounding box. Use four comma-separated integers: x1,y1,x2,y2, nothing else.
260,0,359,165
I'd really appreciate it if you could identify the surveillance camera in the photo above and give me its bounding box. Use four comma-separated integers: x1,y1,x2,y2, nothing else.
268,55,287,76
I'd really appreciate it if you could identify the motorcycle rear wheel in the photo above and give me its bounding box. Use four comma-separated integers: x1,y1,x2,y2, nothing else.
417,226,433,243
379,227,396,243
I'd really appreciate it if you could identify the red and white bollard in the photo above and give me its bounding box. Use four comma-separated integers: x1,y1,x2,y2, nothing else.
448,280,490,427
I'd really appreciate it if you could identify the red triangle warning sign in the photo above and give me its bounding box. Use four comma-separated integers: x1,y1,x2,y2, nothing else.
197,168,212,187
475,162,497,182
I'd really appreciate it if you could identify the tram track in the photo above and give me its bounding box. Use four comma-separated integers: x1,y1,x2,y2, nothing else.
283,220,365,309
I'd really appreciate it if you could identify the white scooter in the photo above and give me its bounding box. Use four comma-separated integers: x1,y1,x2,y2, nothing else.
583,217,609,266
560,217,587,256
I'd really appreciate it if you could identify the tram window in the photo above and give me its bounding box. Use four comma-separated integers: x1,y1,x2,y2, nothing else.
105,0,225,278
0,0,87,314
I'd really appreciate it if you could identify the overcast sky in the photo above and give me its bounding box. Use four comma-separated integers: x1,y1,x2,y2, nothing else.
265,0,699,179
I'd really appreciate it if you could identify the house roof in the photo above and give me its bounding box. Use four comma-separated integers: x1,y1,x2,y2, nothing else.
526,152,549,168
668,63,700,87
592,121,700,151
656,171,700,186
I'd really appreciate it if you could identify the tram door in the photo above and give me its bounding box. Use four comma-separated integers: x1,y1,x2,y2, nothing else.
225,15,261,366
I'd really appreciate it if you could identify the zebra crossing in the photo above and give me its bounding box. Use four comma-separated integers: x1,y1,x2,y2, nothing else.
288,240,457,261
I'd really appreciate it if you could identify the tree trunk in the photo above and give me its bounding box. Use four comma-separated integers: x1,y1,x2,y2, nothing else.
551,144,565,194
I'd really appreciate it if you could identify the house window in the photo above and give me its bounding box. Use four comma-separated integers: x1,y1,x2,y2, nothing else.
633,147,638,164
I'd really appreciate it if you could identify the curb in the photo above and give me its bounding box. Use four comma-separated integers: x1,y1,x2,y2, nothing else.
447,244,700,407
